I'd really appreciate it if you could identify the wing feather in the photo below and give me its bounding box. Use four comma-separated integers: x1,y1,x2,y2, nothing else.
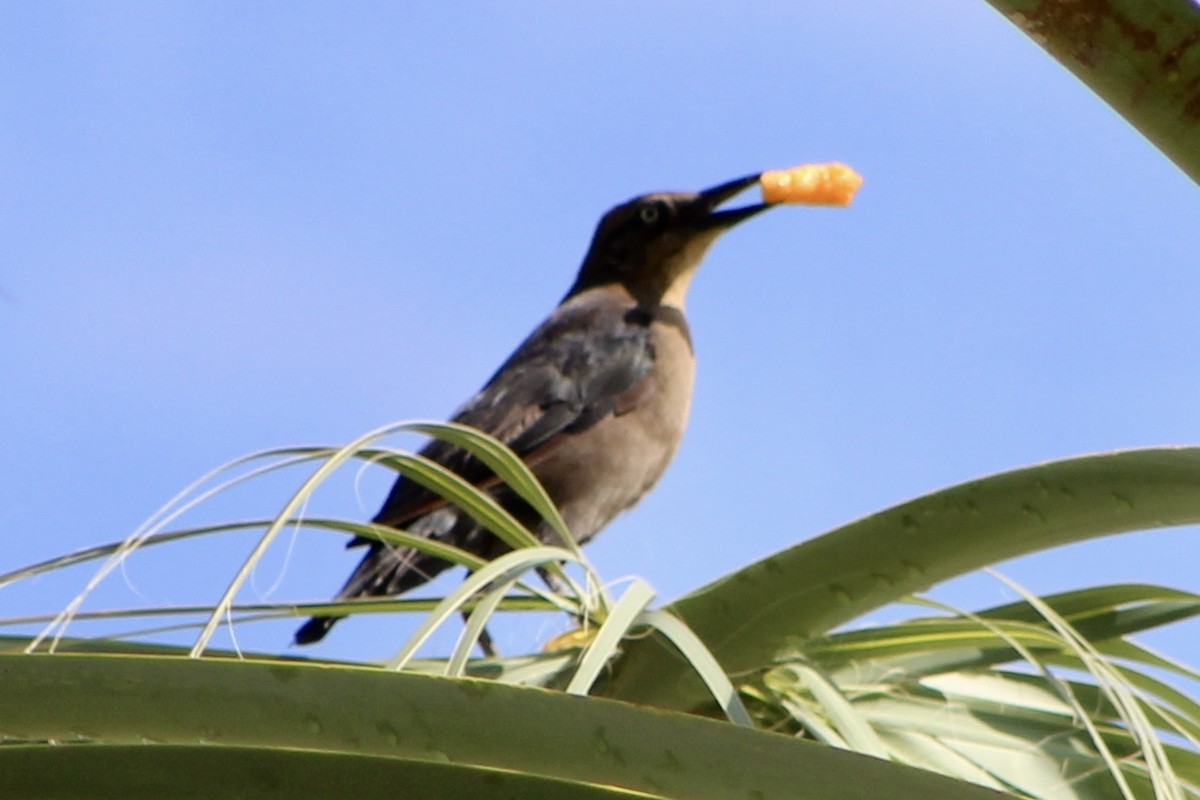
370,300,656,530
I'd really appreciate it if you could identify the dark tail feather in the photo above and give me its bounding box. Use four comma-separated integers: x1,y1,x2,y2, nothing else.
294,615,338,646
293,512,464,647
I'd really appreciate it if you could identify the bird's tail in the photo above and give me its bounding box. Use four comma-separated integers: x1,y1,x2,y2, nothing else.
292,536,451,646
293,508,467,646
293,615,337,645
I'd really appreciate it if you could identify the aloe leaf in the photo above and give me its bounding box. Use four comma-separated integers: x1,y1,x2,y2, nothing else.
0,745,659,799
0,653,1010,800
985,0,1200,184
606,448,1200,709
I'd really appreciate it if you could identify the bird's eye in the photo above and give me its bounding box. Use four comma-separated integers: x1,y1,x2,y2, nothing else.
638,202,666,226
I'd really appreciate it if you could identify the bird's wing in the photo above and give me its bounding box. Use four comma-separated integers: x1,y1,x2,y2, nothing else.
369,300,657,531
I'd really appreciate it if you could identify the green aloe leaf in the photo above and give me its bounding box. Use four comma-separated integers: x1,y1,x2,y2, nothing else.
985,0,1200,184
0,746,660,800
0,653,1010,800
605,448,1200,709
805,583,1200,676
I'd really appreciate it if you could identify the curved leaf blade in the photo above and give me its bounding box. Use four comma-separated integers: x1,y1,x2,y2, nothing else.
607,448,1200,708
0,745,659,799
986,0,1200,184
0,653,1010,800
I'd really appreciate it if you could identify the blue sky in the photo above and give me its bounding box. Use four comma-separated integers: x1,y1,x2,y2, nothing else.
2,4,1198,668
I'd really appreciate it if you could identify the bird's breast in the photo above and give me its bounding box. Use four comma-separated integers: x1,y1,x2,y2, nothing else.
533,310,696,544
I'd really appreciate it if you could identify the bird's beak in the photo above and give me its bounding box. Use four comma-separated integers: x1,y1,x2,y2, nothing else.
694,173,771,231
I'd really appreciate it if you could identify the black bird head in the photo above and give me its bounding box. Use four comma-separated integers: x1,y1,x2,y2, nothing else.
568,174,770,308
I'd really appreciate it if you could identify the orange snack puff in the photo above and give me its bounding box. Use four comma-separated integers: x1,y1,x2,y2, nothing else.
760,163,863,206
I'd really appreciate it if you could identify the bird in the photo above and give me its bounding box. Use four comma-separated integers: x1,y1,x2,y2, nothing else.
294,172,773,646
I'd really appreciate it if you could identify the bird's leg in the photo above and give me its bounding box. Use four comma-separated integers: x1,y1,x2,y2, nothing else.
536,566,592,627
536,565,570,595
535,566,607,651
459,608,499,657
